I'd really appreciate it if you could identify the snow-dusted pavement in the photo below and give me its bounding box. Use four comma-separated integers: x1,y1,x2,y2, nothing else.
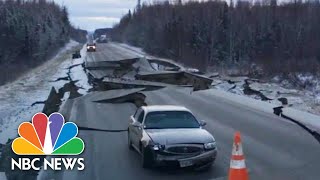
0,40,91,144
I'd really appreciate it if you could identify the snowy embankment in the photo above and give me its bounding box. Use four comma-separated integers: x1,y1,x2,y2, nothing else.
0,40,91,145
209,75,320,134
211,76,320,116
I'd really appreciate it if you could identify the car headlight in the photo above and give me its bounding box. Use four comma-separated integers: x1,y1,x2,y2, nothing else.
204,142,216,150
152,144,165,151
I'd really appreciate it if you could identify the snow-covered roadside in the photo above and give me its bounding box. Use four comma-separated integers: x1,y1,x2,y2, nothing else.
69,46,91,94
0,40,91,145
211,76,320,116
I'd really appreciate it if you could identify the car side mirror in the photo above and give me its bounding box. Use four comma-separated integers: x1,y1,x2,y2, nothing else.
200,120,207,127
132,121,141,128
130,115,136,123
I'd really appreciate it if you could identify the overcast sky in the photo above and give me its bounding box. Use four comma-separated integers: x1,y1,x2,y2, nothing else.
53,0,141,31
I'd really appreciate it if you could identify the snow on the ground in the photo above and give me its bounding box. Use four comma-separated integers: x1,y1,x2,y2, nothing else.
204,78,320,133
211,75,320,116
282,107,320,132
69,46,92,94
0,40,91,144
201,88,277,115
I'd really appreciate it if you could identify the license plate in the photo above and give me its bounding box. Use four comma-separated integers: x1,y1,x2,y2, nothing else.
179,160,193,167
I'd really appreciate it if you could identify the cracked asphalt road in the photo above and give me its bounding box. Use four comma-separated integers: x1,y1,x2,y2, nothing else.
49,43,320,180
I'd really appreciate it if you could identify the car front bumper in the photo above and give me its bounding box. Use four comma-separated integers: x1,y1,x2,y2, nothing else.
154,149,217,168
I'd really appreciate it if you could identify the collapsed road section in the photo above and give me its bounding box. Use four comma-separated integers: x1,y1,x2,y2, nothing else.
135,71,212,91
85,55,213,92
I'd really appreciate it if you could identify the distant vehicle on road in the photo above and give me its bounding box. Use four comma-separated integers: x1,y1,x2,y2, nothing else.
72,50,81,59
87,43,96,52
128,105,217,169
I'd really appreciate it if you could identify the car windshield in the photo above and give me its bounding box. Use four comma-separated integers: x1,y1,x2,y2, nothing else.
144,111,200,129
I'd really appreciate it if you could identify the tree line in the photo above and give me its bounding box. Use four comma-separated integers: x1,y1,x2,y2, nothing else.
112,0,320,77
0,0,87,84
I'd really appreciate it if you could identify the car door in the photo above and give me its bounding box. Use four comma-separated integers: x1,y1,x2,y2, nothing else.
131,108,145,147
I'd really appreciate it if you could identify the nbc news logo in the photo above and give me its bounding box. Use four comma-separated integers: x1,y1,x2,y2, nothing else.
11,113,85,171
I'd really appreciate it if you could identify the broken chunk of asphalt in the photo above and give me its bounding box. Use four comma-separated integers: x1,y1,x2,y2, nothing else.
208,72,220,78
273,106,283,116
243,79,273,101
148,58,181,71
93,92,147,108
85,88,147,107
273,106,320,144
227,80,236,84
135,71,212,91
49,76,69,82
59,80,83,99
42,80,83,116
41,87,63,115
85,56,211,91
90,78,169,91
278,97,288,105
227,85,237,92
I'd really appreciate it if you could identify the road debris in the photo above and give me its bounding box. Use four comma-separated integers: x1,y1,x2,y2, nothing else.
87,88,147,107
243,79,273,101
135,71,212,90
49,76,69,82
85,55,212,92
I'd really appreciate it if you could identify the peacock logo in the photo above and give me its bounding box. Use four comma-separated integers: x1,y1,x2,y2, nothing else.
12,113,84,155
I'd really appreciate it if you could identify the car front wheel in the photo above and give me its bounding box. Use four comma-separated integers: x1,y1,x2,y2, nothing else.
141,147,153,168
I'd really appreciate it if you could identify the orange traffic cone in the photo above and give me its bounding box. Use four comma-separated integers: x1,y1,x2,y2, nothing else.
228,131,249,180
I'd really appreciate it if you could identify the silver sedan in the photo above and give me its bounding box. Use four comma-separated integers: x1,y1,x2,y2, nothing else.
128,105,217,169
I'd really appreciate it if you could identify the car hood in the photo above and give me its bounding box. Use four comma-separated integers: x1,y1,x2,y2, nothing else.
145,128,215,145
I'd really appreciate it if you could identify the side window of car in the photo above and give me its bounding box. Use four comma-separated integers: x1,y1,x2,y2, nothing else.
137,111,145,123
